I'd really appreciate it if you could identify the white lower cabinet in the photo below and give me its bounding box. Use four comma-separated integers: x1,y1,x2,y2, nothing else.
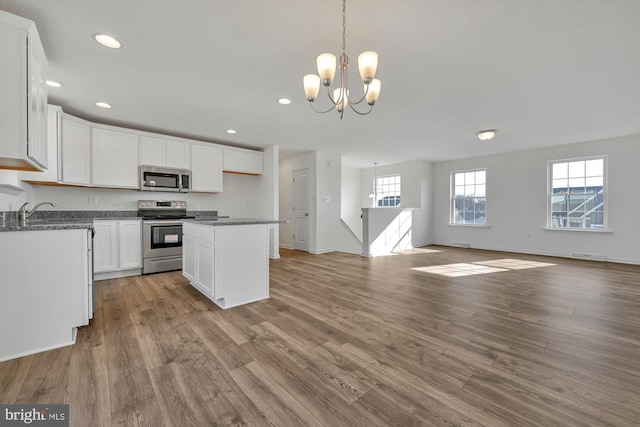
182,233,196,282
93,219,142,278
0,228,91,362
195,238,215,296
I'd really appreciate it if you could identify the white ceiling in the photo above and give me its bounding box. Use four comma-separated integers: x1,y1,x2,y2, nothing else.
1,0,639,168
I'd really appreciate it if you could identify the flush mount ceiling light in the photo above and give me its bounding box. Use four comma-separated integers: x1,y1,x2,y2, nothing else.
303,0,381,119
278,98,292,105
95,102,112,109
46,80,61,88
226,129,237,134
94,33,122,49
476,129,498,141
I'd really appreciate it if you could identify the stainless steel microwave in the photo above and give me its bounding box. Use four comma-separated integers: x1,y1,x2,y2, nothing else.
140,166,191,192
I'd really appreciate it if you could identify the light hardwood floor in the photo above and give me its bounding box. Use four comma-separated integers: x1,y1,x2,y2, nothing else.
2,246,640,426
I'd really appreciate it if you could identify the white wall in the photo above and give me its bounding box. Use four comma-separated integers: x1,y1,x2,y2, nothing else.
432,134,640,264
340,165,362,240
256,145,280,258
315,152,342,254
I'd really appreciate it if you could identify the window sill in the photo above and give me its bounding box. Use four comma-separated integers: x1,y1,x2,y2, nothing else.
448,224,491,228
543,227,613,234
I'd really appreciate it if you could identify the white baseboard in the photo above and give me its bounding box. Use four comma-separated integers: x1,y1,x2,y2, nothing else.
94,268,142,281
310,248,336,255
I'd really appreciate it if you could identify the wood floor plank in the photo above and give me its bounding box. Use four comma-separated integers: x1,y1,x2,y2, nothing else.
66,345,111,427
16,346,72,404
229,361,324,427
0,355,33,404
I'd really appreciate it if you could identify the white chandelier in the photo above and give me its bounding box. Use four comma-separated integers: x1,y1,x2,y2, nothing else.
303,0,381,119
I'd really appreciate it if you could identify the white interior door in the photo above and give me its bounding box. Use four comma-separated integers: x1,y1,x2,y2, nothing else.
293,169,310,252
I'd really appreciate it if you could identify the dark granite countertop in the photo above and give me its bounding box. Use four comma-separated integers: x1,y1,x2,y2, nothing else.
0,219,94,233
185,218,286,226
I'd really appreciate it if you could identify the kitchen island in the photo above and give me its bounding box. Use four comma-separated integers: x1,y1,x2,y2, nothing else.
182,218,284,309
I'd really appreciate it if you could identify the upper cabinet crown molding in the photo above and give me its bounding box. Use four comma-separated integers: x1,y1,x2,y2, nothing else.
0,11,49,172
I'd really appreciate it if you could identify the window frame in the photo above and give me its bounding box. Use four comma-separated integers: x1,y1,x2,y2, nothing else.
373,174,401,208
546,155,608,231
449,168,488,226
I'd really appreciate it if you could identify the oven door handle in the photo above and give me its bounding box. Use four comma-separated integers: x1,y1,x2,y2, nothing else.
143,221,184,226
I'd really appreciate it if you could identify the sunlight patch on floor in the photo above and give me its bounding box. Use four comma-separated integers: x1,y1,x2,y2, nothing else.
399,248,442,255
412,258,556,277
412,263,508,277
473,259,557,270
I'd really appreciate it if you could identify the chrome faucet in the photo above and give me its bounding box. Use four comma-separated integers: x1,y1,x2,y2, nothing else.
18,202,57,225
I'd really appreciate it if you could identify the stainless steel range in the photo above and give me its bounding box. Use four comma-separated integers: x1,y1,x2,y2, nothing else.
138,200,194,274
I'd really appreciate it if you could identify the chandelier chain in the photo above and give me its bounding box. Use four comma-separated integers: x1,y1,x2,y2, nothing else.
342,0,347,53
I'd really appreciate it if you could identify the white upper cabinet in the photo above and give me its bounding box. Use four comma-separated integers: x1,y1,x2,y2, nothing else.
191,144,222,193
166,140,190,169
21,105,62,184
0,11,48,172
60,115,91,185
223,148,263,175
140,136,190,169
91,127,139,188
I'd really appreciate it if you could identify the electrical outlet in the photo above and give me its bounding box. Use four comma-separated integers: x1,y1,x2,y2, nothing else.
203,201,208,208
89,196,98,206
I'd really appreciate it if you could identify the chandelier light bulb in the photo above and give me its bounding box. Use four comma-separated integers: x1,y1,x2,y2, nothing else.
358,51,378,84
317,53,337,85
333,88,349,112
303,74,321,101
365,79,381,105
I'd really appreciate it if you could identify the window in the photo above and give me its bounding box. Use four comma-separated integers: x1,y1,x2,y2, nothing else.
451,169,486,225
374,175,401,207
549,157,605,229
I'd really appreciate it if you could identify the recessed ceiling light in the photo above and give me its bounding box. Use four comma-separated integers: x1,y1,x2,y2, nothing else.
96,102,112,109
476,129,498,141
226,129,237,134
94,33,122,49
278,98,292,105
46,80,61,88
